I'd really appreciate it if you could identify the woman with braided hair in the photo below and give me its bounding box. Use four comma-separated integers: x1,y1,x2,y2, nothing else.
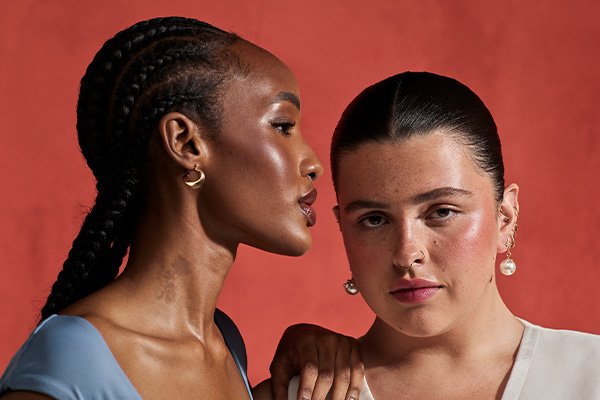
0,17,362,400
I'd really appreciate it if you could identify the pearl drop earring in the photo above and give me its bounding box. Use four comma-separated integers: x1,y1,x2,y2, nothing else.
499,214,518,276
499,235,517,276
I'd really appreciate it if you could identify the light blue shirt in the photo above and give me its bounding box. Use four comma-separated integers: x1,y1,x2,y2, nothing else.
0,310,252,399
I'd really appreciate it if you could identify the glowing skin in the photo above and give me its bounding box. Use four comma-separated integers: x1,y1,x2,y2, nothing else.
48,41,324,400
199,42,323,256
333,131,523,398
335,131,514,337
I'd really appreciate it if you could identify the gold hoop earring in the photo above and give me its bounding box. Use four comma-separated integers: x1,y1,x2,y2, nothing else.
183,164,205,189
343,278,359,295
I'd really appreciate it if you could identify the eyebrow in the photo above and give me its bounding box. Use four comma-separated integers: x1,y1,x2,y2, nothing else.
344,200,390,213
343,187,472,213
273,91,301,110
409,187,473,204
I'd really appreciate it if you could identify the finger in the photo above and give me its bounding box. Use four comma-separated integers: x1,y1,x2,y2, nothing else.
310,335,337,400
329,337,352,400
270,355,297,400
344,341,364,400
296,337,320,400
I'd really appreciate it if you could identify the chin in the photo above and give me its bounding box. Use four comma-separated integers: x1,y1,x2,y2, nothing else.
383,312,453,338
251,230,312,257
274,236,312,257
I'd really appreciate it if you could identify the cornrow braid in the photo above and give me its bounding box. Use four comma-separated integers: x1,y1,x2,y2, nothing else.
41,17,240,320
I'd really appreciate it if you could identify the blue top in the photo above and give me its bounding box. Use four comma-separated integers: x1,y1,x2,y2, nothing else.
0,309,252,399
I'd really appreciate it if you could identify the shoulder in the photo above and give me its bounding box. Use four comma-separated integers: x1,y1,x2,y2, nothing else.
530,321,600,361
0,315,139,399
518,320,600,398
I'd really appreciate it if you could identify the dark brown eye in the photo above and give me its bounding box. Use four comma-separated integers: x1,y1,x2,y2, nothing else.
359,215,387,228
272,121,295,135
428,208,456,220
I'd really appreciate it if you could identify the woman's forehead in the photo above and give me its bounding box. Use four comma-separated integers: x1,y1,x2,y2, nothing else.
335,132,494,202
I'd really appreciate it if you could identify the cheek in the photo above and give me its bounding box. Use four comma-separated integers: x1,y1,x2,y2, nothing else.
438,210,498,279
341,228,390,281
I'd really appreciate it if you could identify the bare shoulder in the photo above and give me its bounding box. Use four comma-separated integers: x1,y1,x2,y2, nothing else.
0,391,54,400
252,379,274,400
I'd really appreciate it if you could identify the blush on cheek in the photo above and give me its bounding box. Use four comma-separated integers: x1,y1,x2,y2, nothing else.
438,213,497,276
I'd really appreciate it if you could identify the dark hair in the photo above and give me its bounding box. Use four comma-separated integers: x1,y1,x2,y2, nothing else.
41,17,241,319
331,71,504,201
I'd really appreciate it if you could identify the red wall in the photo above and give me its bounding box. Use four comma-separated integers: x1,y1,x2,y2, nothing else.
1,0,599,385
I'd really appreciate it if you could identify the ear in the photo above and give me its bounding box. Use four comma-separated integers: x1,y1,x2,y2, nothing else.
332,205,341,229
157,112,207,170
497,183,519,253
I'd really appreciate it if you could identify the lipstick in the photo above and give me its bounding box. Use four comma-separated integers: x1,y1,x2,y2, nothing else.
299,189,317,227
390,278,441,304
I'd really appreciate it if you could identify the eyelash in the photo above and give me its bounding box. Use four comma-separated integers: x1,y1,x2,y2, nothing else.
358,214,388,229
271,121,295,135
357,207,458,229
426,207,459,222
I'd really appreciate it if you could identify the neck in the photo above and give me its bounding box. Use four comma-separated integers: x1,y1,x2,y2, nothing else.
360,284,523,368
108,191,238,341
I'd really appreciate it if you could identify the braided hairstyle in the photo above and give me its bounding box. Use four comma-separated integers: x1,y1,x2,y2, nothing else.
41,17,241,320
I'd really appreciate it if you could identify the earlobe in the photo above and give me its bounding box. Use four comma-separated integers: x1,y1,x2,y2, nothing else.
158,112,205,169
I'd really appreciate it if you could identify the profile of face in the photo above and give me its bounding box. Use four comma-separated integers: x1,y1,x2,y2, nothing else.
198,41,322,256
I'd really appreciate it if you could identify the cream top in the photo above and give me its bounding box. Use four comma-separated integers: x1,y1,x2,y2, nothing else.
288,319,600,399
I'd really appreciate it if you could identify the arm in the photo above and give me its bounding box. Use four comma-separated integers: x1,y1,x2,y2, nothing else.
267,324,363,400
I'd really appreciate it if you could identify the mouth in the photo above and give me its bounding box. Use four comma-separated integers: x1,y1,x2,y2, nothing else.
389,278,443,304
298,188,318,227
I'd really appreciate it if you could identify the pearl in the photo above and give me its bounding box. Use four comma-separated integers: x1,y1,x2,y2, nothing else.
499,258,517,276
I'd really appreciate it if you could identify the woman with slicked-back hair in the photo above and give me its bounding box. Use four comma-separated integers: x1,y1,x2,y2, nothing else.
270,72,600,400
0,17,362,400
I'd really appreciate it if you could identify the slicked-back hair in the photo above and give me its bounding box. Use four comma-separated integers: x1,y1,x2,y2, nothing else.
331,72,505,202
41,17,240,320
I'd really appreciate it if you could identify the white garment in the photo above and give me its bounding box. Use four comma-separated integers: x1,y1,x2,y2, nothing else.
287,319,600,399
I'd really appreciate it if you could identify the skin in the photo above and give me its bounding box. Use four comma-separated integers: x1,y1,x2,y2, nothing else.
2,40,323,400
254,324,364,400
333,131,523,400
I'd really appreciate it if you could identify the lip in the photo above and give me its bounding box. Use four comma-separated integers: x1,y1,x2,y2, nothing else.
389,278,442,304
298,188,318,227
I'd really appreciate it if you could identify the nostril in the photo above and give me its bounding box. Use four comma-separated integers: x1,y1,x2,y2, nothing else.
308,172,317,181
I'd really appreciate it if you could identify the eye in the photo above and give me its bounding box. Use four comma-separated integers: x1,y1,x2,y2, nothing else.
427,207,457,221
271,121,296,135
358,214,388,228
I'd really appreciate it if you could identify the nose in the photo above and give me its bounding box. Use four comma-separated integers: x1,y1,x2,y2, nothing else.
392,223,426,271
300,144,323,181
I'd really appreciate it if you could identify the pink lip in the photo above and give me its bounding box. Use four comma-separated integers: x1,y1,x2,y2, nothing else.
299,189,317,227
389,278,442,304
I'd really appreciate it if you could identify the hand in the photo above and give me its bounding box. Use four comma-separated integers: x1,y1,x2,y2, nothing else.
269,323,364,400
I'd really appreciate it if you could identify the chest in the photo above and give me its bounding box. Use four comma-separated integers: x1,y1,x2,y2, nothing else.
365,362,511,400
131,354,250,399
108,333,251,400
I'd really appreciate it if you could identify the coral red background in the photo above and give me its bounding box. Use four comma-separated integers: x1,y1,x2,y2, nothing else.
1,0,599,385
